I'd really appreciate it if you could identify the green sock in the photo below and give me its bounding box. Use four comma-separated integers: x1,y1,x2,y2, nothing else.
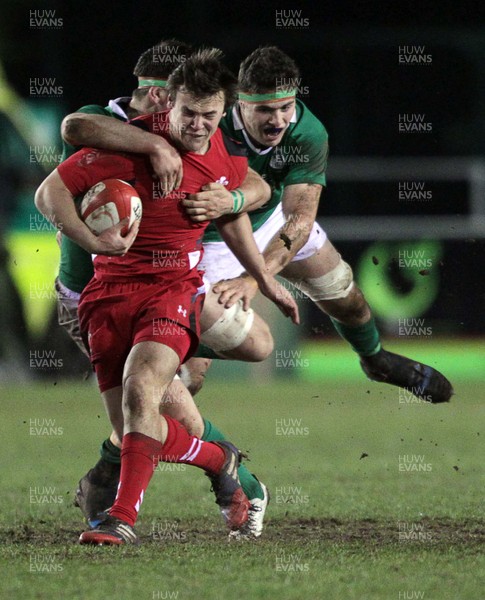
202,418,264,500
100,438,121,465
330,316,381,357
194,344,224,360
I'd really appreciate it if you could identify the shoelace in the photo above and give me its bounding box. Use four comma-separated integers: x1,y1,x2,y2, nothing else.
241,504,262,531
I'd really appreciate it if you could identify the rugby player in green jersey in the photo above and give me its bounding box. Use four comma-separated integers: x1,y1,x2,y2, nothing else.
184,46,453,410
57,41,281,539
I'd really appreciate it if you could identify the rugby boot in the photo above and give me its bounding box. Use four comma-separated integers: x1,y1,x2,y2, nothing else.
206,441,250,530
229,481,270,540
74,459,120,528
79,515,138,546
360,347,453,403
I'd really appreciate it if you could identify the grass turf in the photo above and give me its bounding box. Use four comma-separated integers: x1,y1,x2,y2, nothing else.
0,378,483,599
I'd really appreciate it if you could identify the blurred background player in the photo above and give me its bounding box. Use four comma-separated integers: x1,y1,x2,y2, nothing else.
36,48,298,545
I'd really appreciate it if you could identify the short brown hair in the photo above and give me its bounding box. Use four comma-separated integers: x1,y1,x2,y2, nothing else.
133,39,192,79
167,48,237,110
238,46,300,93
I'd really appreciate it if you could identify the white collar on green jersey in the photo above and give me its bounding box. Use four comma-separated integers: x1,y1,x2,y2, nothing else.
108,97,131,120
232,103,297,155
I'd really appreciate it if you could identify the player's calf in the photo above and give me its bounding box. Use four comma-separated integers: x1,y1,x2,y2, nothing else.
283,252,453,403
316,284,371,327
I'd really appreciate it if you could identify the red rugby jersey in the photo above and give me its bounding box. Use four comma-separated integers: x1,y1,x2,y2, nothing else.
57,110,248,282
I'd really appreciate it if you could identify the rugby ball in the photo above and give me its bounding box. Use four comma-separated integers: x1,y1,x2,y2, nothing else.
80,179,142,236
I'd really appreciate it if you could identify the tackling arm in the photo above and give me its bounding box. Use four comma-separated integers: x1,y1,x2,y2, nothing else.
182,167,271,221
62,113,183,191
212,183,321,302
262,182,322,275
215,213,299,323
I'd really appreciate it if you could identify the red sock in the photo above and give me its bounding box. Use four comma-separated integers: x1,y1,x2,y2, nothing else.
110,432,162,526
110,419,226,527
160,415,225,473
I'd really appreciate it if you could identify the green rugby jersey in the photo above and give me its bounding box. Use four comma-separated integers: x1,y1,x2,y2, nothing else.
58,99,130,293
203,99,329,243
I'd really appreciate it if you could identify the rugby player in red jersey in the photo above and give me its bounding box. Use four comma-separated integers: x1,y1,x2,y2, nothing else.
57,40,274,537
35,48,298,545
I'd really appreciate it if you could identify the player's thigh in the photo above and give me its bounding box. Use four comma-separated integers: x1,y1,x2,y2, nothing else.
200,298,271,360
281,238,342,280
199,287,226,332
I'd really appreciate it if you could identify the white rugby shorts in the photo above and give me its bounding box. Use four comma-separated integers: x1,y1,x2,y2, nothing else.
200,203,326,284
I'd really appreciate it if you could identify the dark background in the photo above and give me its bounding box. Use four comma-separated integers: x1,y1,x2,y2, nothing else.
4,1,485,184
1,0,484,377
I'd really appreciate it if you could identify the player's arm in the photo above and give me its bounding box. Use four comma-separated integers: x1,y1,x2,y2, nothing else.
182,167,270,222
215,109,328,294
62,112,182,191
262,182,322,274
213,183,321,300
35,169,138,256
215,213,299,324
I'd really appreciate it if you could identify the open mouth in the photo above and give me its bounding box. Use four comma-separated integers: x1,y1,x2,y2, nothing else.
263,128,284,139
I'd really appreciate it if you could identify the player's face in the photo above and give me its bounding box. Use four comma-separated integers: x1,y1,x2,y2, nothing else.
239,97,296,148
169,90,226,153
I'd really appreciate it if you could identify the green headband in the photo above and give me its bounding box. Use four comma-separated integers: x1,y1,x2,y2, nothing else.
238,89,297,103
137,78,168,88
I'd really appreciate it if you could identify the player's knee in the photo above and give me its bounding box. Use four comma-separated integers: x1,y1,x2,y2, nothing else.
200,300,255,356
232,318,274,362
179,359,212,396
287,259,354,302
122,371,159,416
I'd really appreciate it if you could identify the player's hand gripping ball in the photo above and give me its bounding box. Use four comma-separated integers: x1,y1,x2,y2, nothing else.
80,179,142,236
